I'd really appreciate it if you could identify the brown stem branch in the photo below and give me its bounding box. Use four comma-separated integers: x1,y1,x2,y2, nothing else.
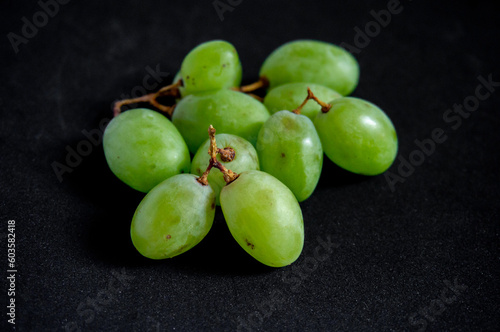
308,87,332,113
292,87,332,114
197,125,239,185
237,76,270,93
112,79,182,117
292,88,314,114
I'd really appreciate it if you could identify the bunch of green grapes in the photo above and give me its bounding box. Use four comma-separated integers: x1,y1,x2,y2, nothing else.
102,39,398,267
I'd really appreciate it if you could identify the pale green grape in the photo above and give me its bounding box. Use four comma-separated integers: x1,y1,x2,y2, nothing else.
260,40,359,95
131,174,216,259
263,82,341,120
191,134,259,205
172,89,270,153
314,97,398,175
257,111,323,202
180,40,242,96
220,170,304,267
103,108,191,192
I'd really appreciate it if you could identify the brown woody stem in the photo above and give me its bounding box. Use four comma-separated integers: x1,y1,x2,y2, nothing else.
309,87,332,113
292,88,332,114
236,76,270,93
292,88,314,114
112,79,182,117
197,125,239,186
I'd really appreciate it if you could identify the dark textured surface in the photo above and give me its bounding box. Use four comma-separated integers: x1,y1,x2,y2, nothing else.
1,0,499,331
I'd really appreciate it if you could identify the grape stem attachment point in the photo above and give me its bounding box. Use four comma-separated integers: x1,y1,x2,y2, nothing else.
218,147,235,162
112,79,183,117
292,88,332,114
197,125,239,186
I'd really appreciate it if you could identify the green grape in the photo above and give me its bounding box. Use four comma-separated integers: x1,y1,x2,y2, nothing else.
264,82,341,120
191,134,259,205
220,170,304,267
257,111,323,202
131,174,216,259
103,108,191,192
180,40,242,96
172,89,270,153
314,97,398,175
260,40,359,95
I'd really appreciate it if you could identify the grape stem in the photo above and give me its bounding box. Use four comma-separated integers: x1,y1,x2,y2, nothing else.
292,88,332,114
237,76,269,93
197,125,239,186
112,79,182,117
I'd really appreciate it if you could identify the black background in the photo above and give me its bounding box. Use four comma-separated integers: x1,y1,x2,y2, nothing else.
1,0,499,331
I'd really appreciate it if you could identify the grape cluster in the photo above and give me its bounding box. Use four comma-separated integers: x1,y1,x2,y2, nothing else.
104,39,398,267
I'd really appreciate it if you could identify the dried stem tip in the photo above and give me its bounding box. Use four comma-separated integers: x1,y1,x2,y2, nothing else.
218,147,235,162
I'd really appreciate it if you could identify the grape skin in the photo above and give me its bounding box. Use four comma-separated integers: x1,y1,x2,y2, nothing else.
130,174,216,259
264,82,341,120
172,89,270,153
103,108,191,192
191,134,260,206
220,171,304,267
257,111,323,202
180,40,242,96
260,40,359,96
314,97,398,175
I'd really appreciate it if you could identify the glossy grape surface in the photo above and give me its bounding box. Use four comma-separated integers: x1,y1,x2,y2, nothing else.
103,108,191,192
260,40,359,95
172,89,270,153
314,97,398,175
131,174,216,259
263,82,341,120
220,171,304,267
191,134,259,205
180,40,242,96
257,111,323,202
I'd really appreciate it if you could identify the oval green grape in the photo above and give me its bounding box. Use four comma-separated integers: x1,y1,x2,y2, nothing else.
131,174,216,259
220,170,304,267
314,97,398,175
257,111,323,202
103,108,191,192
263,82,341,120
260,40,359,95
172,89,270,153
191,134,260,205
180,40,242,96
